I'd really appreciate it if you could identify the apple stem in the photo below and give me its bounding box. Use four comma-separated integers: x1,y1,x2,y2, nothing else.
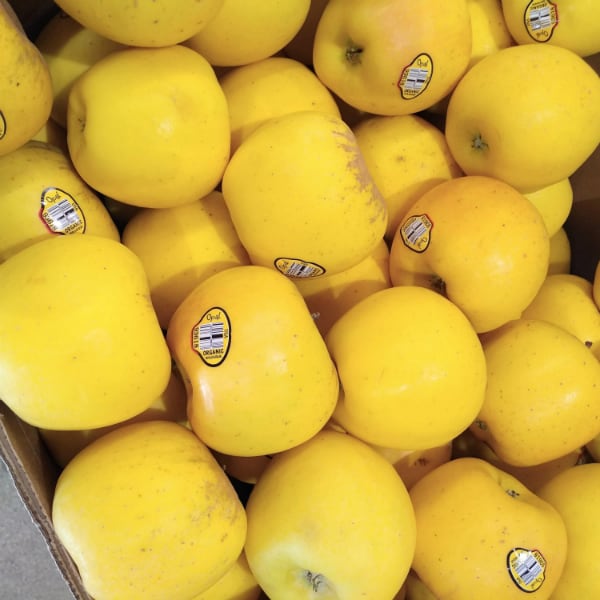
345,44,363,65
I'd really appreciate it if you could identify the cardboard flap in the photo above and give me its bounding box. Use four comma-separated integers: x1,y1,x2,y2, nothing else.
0,402,92,600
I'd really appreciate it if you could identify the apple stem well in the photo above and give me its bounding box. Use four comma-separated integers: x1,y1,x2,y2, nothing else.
304,570,331,593
471,133,489,151
345,43,363,65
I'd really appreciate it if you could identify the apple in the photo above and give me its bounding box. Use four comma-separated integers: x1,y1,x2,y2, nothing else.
312,0,472,115
244,429,417,599
410,456,568,599
445,43,600,192
326,285,487,450
537,463,600,599
389,175,550,333
501,0,600,57
472,318,600,466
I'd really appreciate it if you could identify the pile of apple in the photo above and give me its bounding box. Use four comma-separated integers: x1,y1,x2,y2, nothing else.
1,0,600,598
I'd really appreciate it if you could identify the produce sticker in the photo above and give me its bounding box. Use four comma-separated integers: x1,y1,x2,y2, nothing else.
506,547,547,592
191,307,231,367
274,257,326,278
399,213,433,253
39,187,86,234
524,0,559,42
397,53,433,100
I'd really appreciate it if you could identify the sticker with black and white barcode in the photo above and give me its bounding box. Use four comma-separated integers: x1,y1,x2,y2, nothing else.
399,214,433,253
274,257,325,279
39,187,86,234
397,53,433,100
191,306,231,367
524,0,559,42
506,547,546,592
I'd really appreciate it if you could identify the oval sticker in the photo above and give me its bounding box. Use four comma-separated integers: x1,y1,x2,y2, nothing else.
39,187,86,234
524,0,559,42
398,53,433,100
274,257,325,278
191,306,231,367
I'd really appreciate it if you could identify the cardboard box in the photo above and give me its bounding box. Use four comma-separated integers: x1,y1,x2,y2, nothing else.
0,2,599,598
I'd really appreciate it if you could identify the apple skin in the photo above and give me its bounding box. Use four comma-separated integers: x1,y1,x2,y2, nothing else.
313,0,472,116
409,457,568,599
244,430,417,599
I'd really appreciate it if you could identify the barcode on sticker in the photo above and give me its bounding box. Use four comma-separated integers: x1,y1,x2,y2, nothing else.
514,552,543,586
403,68,429,92
198,322,224,351
286,262,320,278
529,7,554,29
404,219,428,245
46,199,82,230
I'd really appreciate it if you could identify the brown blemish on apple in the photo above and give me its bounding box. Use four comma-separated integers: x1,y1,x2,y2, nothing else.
345,43,363,65
332,127,387,223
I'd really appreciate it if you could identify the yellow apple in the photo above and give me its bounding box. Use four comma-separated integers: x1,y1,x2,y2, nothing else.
536,463,600,599
0,140,119,262
191,551,261,600
472,318,600,466
591,258,600,310
389,175,550,333
218,55,341,154
31,117,68,154
521,273,600,361
0,0,53,156
371,442,453,491
35,11,125,128
166,265,339,457
121,190,250,330
244,429,417,599
453,429,587,492
221,110,388,278
53,0,224,47
66,45,230,209
426,0,515,116
445,44,600,192
39,365,188,468
501,0,600,57
211,451,273,485
185,0,310,66
292,238,391,337
52,421,247,600
404,570,436,600
468,0,515,65
352,114,463,240
523,177,574,237
410,457,568,599
0,234,172,430
326,285,487,450
548,227,571,275
313,0,472,116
